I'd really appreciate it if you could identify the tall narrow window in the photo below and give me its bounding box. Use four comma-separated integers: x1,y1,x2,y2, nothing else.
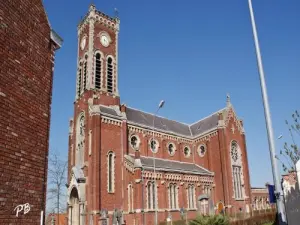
107,57,113,93
147,181,156,210
107,151,115,193
128,184,133,212
83,61,87,91
152,182,156,209
187,184,195,209
169,183,178,209
95,53,101,89
76,114,85,166
147,182,152,209
173,184,178,209
169,184,172,209
231,141,244,199
233,166,243,199
77,67,82,97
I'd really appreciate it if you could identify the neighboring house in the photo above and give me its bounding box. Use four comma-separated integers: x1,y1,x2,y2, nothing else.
251,187,275,211
46,213,68,225
66,4,253,225
282,167,300,225
0,0,62,224
282,172,297,197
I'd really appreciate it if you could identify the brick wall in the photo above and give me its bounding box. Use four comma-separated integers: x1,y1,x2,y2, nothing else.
0,1,59,224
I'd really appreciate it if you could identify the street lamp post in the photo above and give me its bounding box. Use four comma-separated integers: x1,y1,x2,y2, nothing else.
152,100,165,225
247,0,286,223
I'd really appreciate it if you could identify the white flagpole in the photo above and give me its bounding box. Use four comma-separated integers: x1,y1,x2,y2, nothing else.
247,0,286,223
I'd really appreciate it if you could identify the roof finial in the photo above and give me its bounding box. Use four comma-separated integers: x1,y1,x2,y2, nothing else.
89,2,96,12
114,8,119,18
226,93,231,107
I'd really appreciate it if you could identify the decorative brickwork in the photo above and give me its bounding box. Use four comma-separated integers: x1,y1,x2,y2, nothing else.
0,0,61,224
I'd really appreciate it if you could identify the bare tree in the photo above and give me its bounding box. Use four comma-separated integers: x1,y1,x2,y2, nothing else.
46,152,68,223
276,110,300,172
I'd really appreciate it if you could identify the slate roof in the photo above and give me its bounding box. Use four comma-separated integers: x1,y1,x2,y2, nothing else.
126,107,192,136
98,105,226,137
125,155,213,175
100,105,120,117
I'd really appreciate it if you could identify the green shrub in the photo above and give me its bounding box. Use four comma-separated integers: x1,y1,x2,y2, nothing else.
189,215,229,225
229,212,275,225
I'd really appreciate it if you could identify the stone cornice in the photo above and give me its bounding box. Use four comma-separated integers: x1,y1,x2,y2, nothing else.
78,8,120,36
101,116,122,127
127,123,218,144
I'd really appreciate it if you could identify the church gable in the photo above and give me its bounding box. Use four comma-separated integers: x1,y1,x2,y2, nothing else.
223,106,245,135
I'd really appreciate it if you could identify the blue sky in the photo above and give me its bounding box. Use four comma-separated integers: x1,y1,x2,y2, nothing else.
44,0,300,187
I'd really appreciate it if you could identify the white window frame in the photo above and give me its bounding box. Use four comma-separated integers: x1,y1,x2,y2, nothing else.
167,142,176,156
183,146,191,158
107,151,115,193
128,184,134,212
187,184,196,209
197,144,206,157
146,181,157,210
168,183,178,210
149,138,159,153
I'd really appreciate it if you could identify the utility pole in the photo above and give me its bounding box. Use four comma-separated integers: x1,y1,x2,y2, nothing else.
247,0,286,223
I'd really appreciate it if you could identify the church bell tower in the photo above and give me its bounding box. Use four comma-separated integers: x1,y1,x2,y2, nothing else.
68,5,121,225
76,4,120,105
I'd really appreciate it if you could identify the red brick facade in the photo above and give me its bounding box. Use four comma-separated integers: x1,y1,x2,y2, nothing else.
67,5,252,225
0,1,61,224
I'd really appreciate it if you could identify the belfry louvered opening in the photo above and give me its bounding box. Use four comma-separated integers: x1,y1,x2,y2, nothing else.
107,57,113,93
83,61,87,91
77,65,82,97
95,53,101,90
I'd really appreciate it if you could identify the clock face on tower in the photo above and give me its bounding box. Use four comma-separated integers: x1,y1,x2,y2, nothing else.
100,33,110,47
80,37,86,50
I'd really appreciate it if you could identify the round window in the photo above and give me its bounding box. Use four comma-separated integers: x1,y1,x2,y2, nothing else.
183,146,191,158
168,143,175,156
149,138,158,153
198,145,206,157
130,135,140,150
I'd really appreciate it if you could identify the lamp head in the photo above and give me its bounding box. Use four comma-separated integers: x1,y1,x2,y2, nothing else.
158,100,165,109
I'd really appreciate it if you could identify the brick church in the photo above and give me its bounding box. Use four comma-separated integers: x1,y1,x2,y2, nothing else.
67,5,252,225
